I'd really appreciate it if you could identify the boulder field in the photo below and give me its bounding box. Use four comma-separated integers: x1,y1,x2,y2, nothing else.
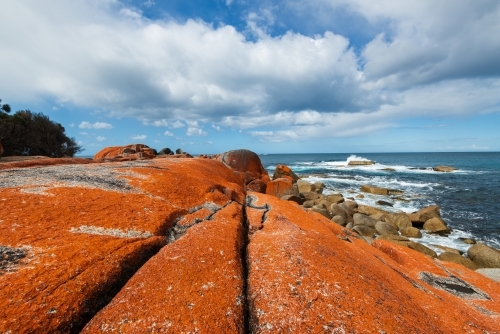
1,151,499,333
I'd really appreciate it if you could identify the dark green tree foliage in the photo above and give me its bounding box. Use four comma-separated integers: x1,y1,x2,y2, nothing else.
0,100,83,157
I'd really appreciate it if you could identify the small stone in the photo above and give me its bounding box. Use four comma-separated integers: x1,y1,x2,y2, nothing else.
376,200,393,207
423,217,450,234
459,238,476,245
400,227,422,238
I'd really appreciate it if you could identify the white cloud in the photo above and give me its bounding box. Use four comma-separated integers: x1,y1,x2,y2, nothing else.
69,123,75,127
79,121,114,129
96,136,107,141
1,1,499,144
79,131,89,136
186,127,207,136
171,121,185,128
143,0,155,8
131,134,147,140
164,130,174,136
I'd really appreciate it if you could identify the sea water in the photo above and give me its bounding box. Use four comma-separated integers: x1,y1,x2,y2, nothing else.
259,152,500,254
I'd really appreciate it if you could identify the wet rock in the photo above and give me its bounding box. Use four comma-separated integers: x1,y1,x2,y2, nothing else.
409,205,441,224
348,160,375,165
468,243,500,268
438,252,479,270
356,194,365,198
377,200,394,207
433,166,456,172
460,238,477,244
360,185,404,196
423,217,451,234
400,227,422,238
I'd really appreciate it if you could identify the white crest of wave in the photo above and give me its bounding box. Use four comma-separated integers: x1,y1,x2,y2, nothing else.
346,155,371,163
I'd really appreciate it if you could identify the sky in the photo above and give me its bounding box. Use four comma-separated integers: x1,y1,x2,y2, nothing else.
1,0,499,156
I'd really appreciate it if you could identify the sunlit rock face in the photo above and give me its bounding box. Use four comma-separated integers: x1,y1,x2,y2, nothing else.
94,144,157,161
1,152,499,333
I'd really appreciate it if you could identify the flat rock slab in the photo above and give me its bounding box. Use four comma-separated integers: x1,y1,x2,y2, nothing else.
82,201,246,333
0,158,244,332
246,193,500,333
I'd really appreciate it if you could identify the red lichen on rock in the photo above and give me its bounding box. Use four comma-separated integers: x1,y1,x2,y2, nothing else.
217,149,270,192
93,144,156,161
0,158,245,333
82,201,246,333
265,177,294,198
0,157,94,170
246,192,500,333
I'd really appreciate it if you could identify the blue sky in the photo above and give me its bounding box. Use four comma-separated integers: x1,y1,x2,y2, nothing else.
1,0,499,156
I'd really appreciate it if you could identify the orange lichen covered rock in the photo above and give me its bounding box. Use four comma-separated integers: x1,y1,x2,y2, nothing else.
245,192,500,333
0,157,94,170
0,158,244,332
93,143,156,161
217,149,270,192
82,201,246,333
265,177,294,198
272,164,299,182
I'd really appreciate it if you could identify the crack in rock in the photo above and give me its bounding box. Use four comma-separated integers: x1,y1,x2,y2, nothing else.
246,195,271,225
419,272,490,300
166,201,233,243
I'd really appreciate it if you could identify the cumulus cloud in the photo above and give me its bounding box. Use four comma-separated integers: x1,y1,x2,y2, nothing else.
96,136,107,142
185,121,207,136
131,134,147,140
79,121,114,129
1,1,499,145
164,130,174,136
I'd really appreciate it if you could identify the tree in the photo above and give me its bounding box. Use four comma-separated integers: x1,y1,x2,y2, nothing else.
0,100,83,157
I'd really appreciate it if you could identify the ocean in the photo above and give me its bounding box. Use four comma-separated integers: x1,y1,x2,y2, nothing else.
259,152,500,253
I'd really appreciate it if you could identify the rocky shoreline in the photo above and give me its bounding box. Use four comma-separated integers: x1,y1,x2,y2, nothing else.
267,164,500,275
1,146,499,333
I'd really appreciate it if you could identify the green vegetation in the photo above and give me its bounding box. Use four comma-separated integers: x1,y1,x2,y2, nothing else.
0,99,83,157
